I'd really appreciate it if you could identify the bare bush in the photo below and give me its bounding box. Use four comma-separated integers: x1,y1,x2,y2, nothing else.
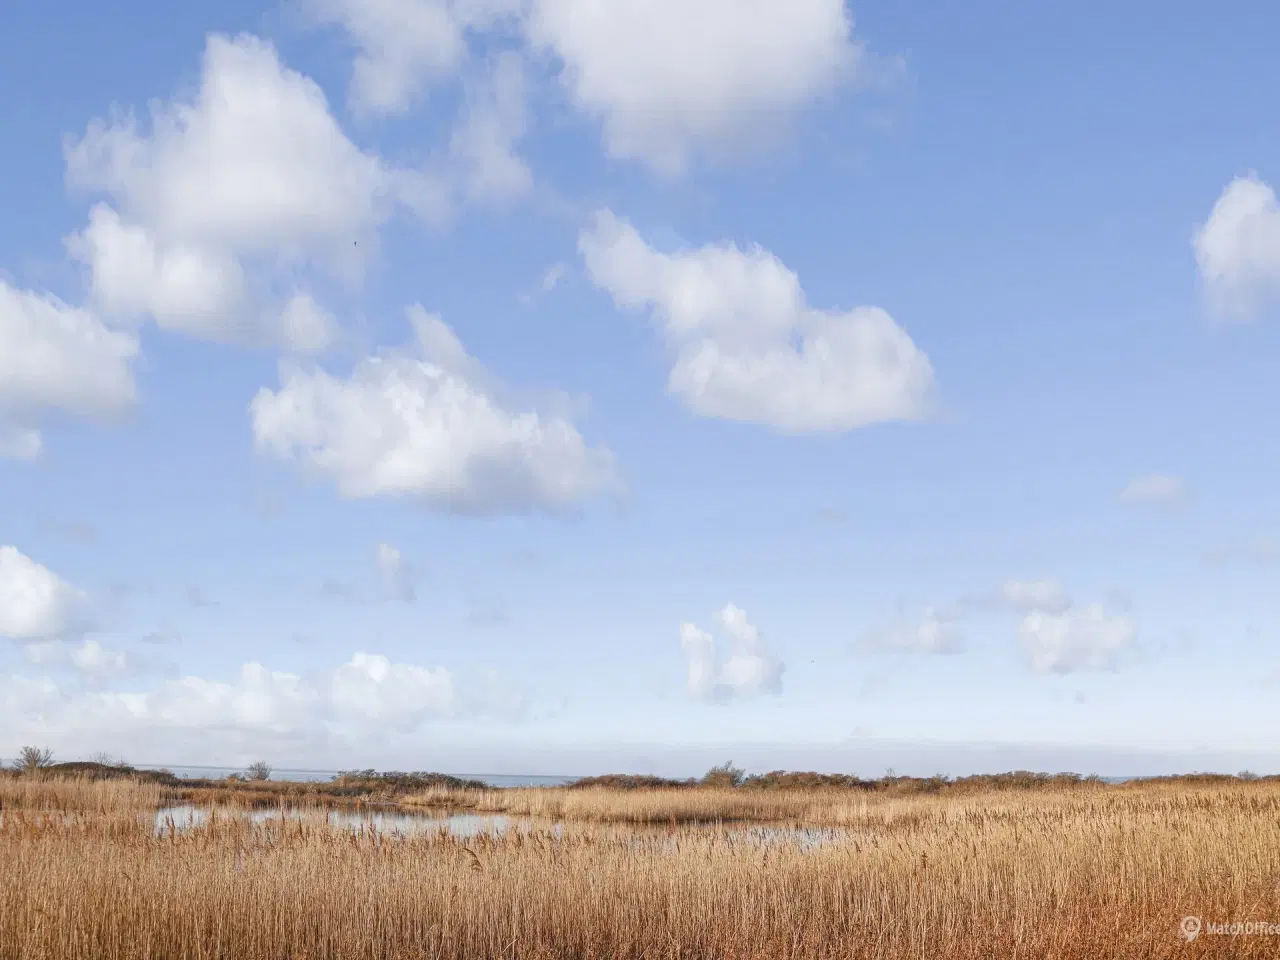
13,746,53,774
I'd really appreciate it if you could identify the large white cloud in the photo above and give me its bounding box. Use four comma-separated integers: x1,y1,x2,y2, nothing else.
0,651,517,749
680,603,784,702
250,306,618,512
1018,605,1136,674
307,0,861,173
0,281,138,457
64,33,391,351
580,210,934,431
66,34,387,258
1194,174,1280,319
0,546,88,640
527,0,858,172
67,205,248,343
328,653,456,731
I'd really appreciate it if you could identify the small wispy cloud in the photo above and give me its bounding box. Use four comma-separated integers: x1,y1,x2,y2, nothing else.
859,577,1140,675
37,518,99,544
186,585,218,608
320,578,361,602
857,606,964,655
517,262,568,304
141,626,182,645
1203,536,1277,568
1120,474,1186,508
376,543,417,603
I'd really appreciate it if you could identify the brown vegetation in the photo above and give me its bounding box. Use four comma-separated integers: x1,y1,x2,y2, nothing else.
0,774,162,815
1,775,1277,958
1,762,491,809
406,770,1277,825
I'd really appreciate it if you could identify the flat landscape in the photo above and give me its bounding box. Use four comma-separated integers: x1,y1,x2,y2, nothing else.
2,765,1277,959
4,3,1280,958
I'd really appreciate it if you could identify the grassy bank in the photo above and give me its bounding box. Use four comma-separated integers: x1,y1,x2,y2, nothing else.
0,763,491,810
404,771,1277,825
2,777,1277,958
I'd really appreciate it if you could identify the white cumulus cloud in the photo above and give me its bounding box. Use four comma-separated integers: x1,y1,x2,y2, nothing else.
1194,174,1280,320
276,292,338,355
0,651,517,749
250,305,618,512
307,0,862,173
1018,604,1136,674
579,210,935,431
0,281,138,457
304,0,522,114
64,33,393,351
526,0,858,172
328,652,456,731
679,603,784,702
0,546,88,640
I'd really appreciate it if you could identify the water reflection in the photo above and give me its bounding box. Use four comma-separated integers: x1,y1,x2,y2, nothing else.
153,806,556,839
152,806,847,850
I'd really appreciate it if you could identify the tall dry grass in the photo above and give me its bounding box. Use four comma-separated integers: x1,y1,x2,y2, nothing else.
2,780,1278,958
406,780,1125,825
0,774,162,815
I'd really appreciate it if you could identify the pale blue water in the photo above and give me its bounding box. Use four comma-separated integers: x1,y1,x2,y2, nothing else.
153,805,547,837
142,765,577,788
1,760,1154,787
140,767,1155,786
151,805,842,849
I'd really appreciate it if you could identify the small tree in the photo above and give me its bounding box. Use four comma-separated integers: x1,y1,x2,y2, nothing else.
245,761,272,781
14,746,53,773
701,761,746,788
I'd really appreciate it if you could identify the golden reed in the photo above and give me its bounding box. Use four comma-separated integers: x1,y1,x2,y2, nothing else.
2,777,1277,958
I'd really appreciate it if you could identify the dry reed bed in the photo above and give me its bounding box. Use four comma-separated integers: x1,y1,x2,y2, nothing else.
403,780,1243,828
0,775,162,814
3,782,1278,958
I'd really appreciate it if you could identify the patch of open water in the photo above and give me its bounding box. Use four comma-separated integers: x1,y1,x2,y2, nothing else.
152,806,847,850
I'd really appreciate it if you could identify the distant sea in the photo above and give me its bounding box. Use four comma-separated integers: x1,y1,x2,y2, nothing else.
144,766,578,788
123,765,1147,787
1,760,1152,786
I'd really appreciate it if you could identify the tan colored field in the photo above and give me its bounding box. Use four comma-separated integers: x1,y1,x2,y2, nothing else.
2,776,1278,958
0,773,162,814
406,781,1117,825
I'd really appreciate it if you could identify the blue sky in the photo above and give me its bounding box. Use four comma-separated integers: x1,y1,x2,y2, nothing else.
3,0,1280,776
